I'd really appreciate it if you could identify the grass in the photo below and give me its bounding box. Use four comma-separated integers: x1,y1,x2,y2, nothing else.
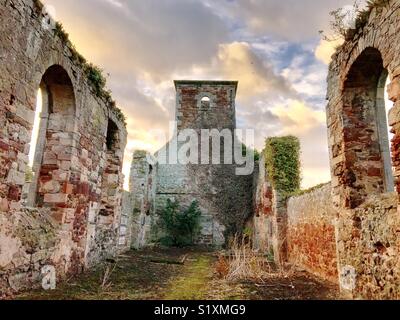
12,249,339,301
163,254,212,300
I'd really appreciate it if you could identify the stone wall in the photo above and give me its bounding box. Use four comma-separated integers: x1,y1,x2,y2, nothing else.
337,193,400,299
0,0,127,294
252,155,287,265
129,81,254,247
129,150,155,249
287,184,338,283
326,0,400,299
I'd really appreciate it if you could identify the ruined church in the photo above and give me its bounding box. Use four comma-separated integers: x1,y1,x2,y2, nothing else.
2,0,400,300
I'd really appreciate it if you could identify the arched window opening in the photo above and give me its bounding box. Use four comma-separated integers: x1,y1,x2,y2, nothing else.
25,65,75,207
342,47,395,207
200,96,211,109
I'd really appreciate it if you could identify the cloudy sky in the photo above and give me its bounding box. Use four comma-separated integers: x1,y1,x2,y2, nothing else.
41,0,357,189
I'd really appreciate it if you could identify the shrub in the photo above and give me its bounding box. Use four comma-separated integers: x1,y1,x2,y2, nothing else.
158,199,202,247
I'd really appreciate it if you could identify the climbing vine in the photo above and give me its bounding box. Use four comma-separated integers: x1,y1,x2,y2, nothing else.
264,136,301,196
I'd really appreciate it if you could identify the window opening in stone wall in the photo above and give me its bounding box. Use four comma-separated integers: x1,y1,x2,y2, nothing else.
106,119,119,151
25,65,76,207
200,96,211,109
342,48,395,204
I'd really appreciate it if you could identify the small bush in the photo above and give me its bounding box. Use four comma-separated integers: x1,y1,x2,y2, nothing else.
158,199,202,247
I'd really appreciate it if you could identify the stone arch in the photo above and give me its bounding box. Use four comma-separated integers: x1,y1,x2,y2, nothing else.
27,64,76,206
196,92,216,109
335,47,394,208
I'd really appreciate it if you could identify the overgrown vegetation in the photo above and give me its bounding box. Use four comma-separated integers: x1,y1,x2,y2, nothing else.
320,0,391,42
53,22,126,124
216,235,271,281
32,0,127,125
25,166,33,183
158,199,202,247
264,136,301,196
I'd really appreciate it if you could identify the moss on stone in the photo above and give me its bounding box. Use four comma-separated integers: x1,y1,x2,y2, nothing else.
14,209,57,252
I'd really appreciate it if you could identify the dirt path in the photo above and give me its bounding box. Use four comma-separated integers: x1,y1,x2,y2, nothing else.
15,249,340,300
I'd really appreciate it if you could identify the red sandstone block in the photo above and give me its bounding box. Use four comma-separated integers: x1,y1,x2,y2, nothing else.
76,182,90,196
0,140,9,151
0,197,9,212
8,185,20,201
367,167,382,177
51,210,66,224
44,193,68,204
63,183,74,194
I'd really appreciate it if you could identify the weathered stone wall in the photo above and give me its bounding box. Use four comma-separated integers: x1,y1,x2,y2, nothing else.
337,193,400,299
0,0,127,294
286,184,338,283
129,150,155,249
252,155,287,265
327,0,400,299
154,81,253,246
118,191,134,250
129,81,254,247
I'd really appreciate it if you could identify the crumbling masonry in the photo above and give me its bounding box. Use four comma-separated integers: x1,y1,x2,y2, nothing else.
0,0,127,294
129,81,254,248
251,0,400,300
2,0,400,301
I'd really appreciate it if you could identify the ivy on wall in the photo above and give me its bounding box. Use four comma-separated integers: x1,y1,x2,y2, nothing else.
53,22,127,125
31,0,127,126
264,136,301,196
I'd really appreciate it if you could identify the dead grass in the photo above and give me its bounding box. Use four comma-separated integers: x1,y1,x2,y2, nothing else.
217,235,296,283
217,236,271,282
13,248,339,300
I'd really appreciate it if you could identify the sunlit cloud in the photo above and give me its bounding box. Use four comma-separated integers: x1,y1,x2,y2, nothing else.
40,0,350,190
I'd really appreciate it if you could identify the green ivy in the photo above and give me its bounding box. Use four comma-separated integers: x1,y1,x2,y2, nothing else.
50,19,127,125
158,199,202,248
264,136,301,196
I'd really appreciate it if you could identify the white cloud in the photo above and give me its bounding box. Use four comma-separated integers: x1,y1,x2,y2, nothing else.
41,0,338,189
315,39,344,65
